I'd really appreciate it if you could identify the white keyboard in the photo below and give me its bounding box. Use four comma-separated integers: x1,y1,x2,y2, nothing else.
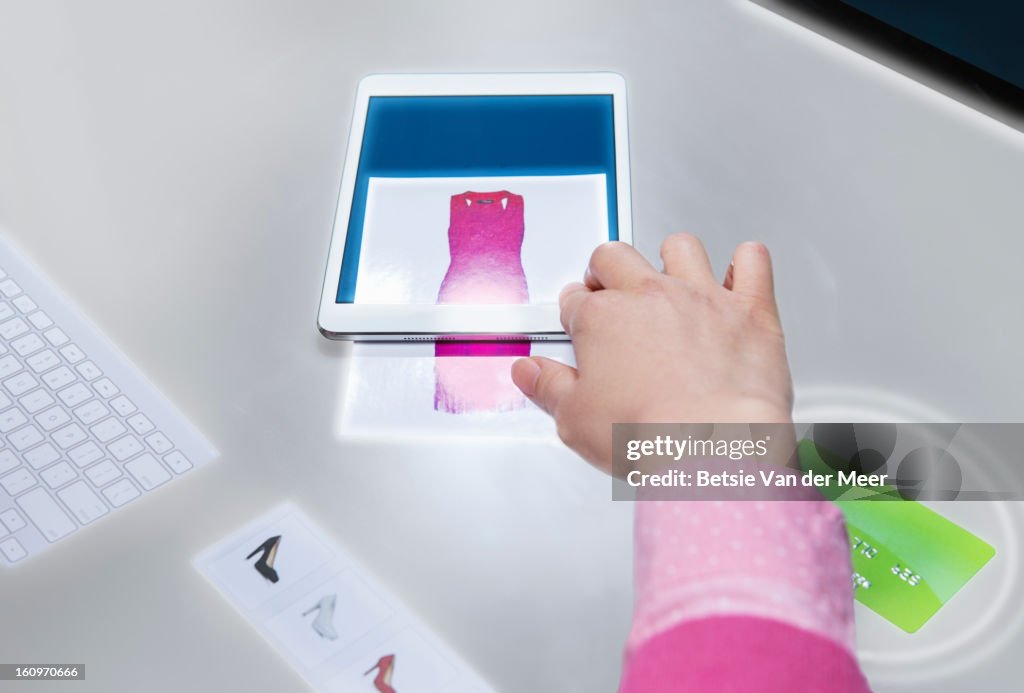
0,234,215,566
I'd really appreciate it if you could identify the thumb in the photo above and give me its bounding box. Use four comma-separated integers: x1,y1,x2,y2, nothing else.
511,356,578,415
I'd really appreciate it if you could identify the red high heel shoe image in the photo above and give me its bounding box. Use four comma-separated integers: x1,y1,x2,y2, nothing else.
245,535,281,583
364,653,396,693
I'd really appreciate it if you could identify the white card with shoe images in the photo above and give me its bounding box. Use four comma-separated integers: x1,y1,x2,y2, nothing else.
194,504,495,692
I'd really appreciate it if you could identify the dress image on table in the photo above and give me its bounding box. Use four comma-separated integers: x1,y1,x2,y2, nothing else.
434,191,531,415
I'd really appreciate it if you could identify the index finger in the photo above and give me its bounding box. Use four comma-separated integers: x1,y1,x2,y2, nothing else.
584,242,658,290
558,281,590,334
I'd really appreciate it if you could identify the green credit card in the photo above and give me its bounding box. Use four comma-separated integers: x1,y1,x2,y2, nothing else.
799,440,996,633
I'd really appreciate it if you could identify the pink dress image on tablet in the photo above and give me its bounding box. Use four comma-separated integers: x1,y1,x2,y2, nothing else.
434,191,531,414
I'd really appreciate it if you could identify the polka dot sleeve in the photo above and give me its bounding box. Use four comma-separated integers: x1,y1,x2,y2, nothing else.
626,494,858,658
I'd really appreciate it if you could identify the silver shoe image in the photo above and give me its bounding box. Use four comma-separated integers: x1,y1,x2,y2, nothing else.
302,593,338,641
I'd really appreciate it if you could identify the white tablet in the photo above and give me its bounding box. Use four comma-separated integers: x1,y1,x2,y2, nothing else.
317,72,632,341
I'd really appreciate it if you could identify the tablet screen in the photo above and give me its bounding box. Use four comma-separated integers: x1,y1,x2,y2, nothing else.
335,94,619,305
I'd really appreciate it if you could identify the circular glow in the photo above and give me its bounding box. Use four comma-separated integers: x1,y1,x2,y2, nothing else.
794,383,1023,684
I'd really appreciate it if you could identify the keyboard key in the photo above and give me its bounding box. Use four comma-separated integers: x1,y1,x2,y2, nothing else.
0,316,29,339
91,417,127,443
12,294,36,313
107,435,143,461
52,423,88,449
41,366,75,389
3,371,38,396
11,333,44,356
8,425,44,451
93,378,119,398
13,295,36,312
27,349,61,373
0,391,9,408
0,508,27,532
109,395,136,416
76,361,102,381
16,488,77,542
35,405,71,431
0,407,28,432
101,478,140,508
0,538,27,563
126,413,155,435
124,454,170,491
59,344,86,364
41,461,77,489
0,279,22,297
27,311,53,329
13,294,36,313
0,467,37,495
43,327,69,346
145,432,173,454
20,388,55,414
163,451,193,474
58,382,93,407
24,442,60,469
57,481,109,524
84,460,121,487
0,354,22,377
0,449,19,474
0,303,13,321
73,400,109,425
67,441,103,468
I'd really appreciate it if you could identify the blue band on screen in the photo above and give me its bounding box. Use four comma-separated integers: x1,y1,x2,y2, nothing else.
336,94,619,303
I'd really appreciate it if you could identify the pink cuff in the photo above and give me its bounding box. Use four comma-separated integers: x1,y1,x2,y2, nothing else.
621,615,872,692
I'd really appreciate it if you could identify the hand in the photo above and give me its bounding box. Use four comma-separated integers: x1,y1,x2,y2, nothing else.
511,234,793,474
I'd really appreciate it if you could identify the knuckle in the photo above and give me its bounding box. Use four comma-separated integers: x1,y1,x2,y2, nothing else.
739,296,783,333
591,241,626,267
725,296,759,327
555,416,579,449
590,242,615,267
571,294,603,331
636,275,667,297
540,366,571,398
572,291,622,331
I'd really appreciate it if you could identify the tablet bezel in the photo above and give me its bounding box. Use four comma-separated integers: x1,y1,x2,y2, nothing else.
317,72,632,341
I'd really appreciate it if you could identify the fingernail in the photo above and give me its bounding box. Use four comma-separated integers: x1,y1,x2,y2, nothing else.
512,358,541,396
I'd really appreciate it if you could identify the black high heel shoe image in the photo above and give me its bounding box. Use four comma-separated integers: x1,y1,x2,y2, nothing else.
246,535,281,583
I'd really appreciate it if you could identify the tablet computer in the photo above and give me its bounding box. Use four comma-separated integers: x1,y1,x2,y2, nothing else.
317,72,632,341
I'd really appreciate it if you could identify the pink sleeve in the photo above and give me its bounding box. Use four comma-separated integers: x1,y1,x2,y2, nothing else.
620,498,872,692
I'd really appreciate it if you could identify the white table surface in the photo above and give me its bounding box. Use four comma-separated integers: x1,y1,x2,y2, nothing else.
1,1,1022,691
